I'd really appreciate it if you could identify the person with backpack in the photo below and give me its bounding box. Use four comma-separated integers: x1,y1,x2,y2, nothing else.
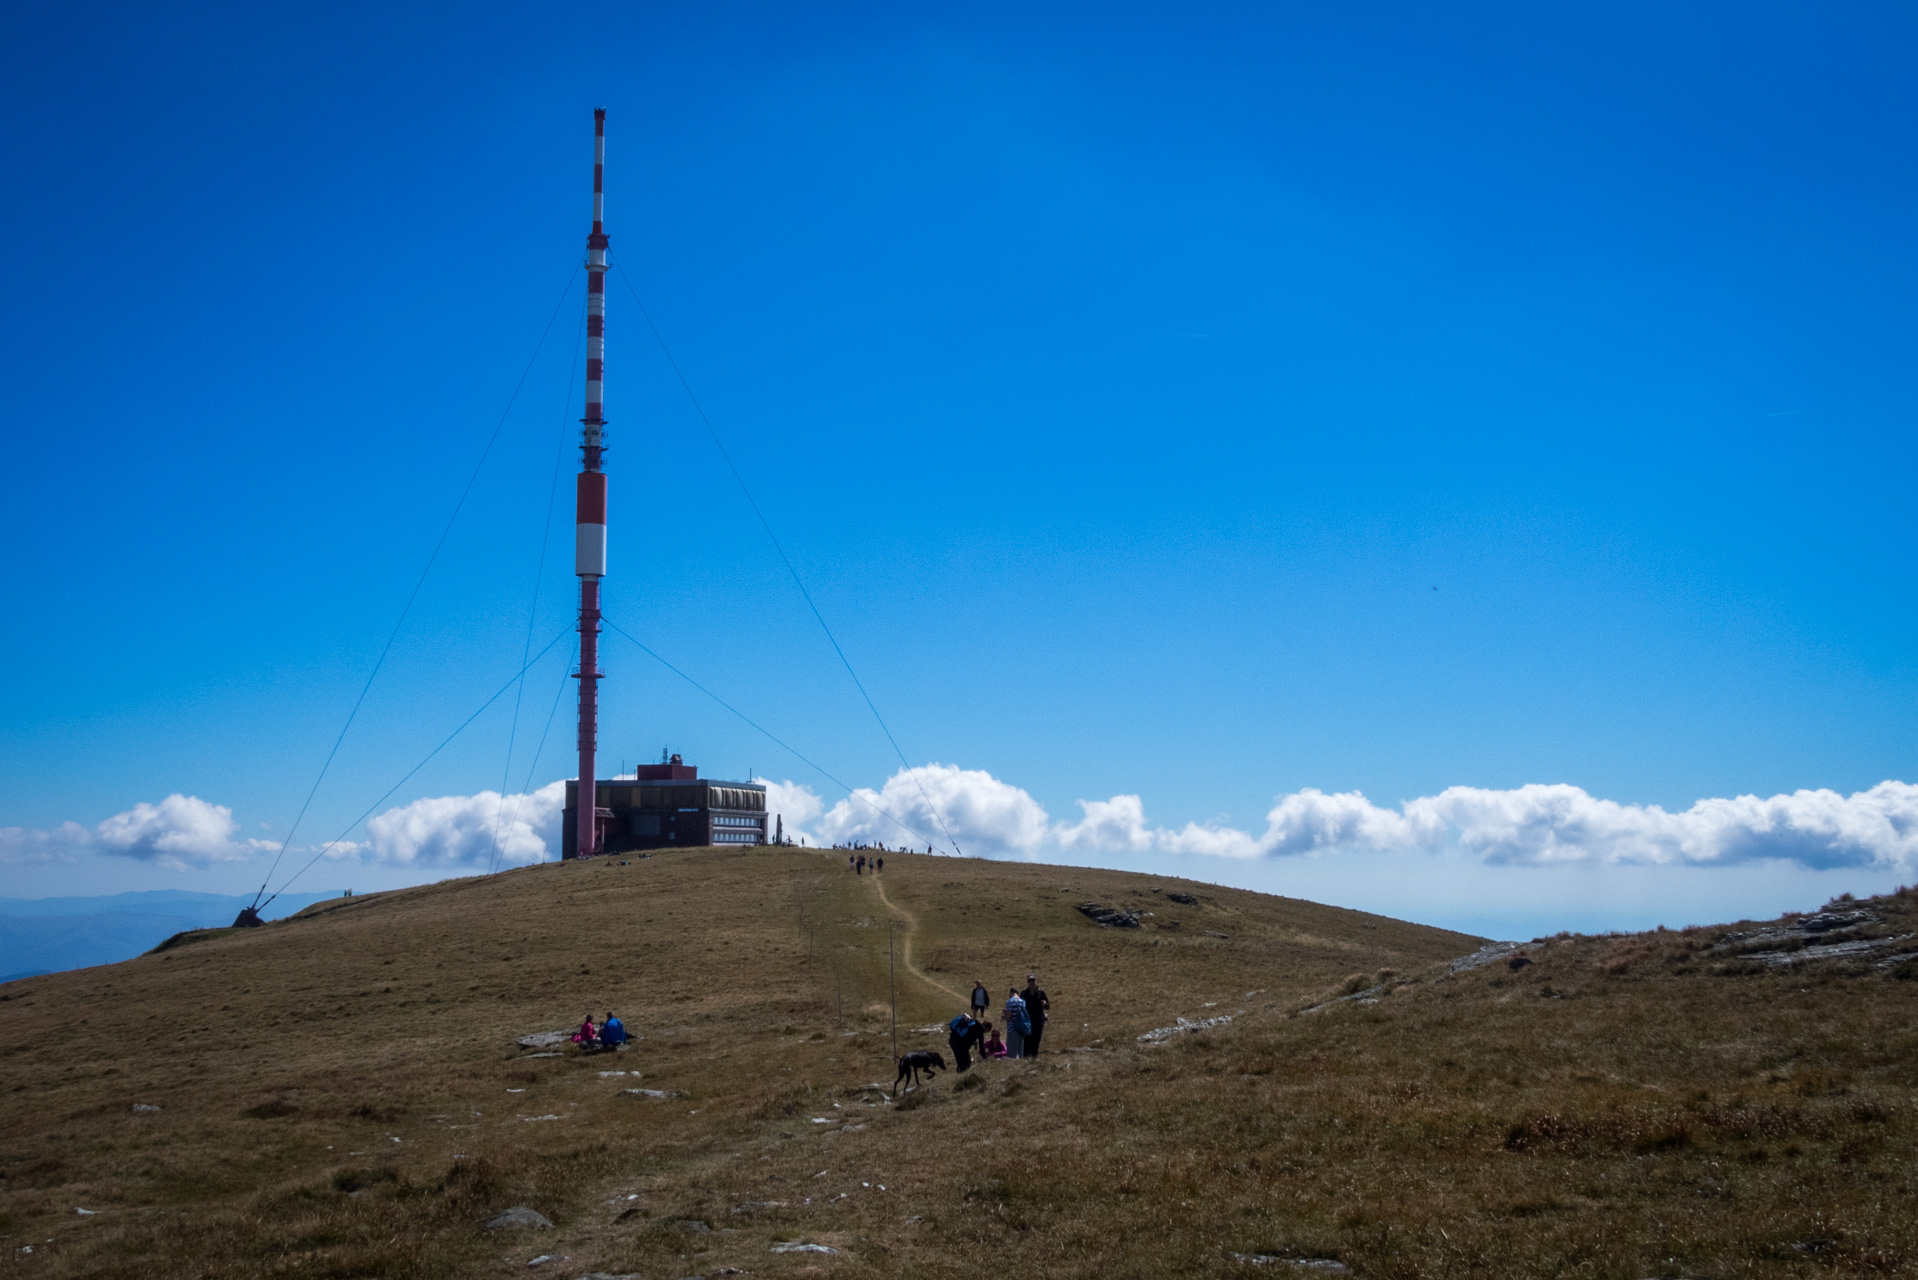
1002,987,1030,1059
947,1012,985,1071
1021,974,1050,1056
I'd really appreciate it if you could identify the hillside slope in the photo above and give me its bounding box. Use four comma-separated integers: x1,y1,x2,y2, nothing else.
0,850,1912,1278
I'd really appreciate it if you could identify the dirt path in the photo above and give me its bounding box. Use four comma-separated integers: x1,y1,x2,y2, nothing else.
869,873,966,1005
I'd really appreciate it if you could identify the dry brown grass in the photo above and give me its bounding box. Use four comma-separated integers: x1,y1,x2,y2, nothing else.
1,852,1912,1278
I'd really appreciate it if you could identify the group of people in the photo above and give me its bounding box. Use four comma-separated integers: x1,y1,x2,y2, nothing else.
848,854,883,874
945,973,1050,1071
834,842,943,856
572,1011,628,1053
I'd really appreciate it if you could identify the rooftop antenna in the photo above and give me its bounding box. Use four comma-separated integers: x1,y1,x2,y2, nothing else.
574,108,610,858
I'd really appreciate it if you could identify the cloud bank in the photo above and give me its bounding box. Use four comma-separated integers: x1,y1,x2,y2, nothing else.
358,781,567,868
0,794,277,870
10,773,1915,886
779,767,1918,873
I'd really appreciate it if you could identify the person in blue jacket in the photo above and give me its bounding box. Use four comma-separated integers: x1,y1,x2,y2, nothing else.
947,1013,986,1071
599,1012,627,1048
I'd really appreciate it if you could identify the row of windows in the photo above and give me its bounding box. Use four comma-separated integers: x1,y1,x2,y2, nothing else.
591,785,767,812
714,814,762,827
712,830,761,843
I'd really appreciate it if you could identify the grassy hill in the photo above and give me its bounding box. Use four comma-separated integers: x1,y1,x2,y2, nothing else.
0,848,1913,1279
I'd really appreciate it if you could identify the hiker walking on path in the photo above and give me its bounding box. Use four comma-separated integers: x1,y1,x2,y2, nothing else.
1022,974,1050,1056
970,980,989,1020
1002,987,1030,1059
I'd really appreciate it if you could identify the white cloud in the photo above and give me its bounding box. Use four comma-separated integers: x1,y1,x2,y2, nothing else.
778,766,1918,873
1159,788,1416,859
0,794,274,870
1395,781,1918,869
756,778,823,845
811,763,1051,857
361,781,566,868
1055,794,1153,852
1150,780,1918,871
0,821,92,865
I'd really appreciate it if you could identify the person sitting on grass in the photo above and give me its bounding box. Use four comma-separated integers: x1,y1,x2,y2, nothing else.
600,1012,627,1048
982,1022,1006,1059
571,1014,599,1048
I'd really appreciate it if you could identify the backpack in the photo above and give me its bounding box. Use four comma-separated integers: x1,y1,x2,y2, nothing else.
1005,999,1030,1036
948,1014,976,1038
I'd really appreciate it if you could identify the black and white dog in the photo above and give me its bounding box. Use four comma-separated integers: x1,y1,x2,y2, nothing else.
893,1050,948,1095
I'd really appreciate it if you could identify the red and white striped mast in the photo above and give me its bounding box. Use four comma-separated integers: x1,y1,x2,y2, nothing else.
574,108,609,857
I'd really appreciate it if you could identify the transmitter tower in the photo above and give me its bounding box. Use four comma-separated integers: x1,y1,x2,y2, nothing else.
574,108,609,857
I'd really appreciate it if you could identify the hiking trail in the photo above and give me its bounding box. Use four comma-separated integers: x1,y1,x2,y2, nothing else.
868,873,964,1005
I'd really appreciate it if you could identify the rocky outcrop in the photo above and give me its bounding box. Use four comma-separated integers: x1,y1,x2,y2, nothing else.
1710,910,1915,967
1138,1014,1233,1042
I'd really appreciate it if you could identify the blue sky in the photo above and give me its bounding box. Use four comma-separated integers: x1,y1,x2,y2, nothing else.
2,1,1914,937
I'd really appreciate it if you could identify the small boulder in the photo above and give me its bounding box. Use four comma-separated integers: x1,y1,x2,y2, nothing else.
484,1207,554,1231
1167,892,1198,905
1507,956,1534,971
731,1200,785,1215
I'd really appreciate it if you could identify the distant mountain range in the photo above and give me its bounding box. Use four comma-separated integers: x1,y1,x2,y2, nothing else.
0,890,342,982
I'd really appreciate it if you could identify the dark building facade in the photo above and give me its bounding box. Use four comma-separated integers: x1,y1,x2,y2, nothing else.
559,757,767,858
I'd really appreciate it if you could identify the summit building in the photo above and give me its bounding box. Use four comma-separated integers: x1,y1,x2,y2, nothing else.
560,756,767,857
